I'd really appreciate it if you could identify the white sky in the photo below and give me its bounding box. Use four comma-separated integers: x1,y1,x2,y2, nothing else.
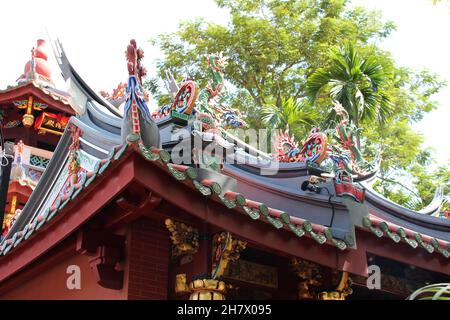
0,0,448,165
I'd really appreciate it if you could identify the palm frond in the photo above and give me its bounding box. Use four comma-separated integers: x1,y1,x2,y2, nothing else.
261,97,317,136
307,42,391,127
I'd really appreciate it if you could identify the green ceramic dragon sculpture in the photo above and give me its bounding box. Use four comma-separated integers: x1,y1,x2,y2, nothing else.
328,101,380,180
196,52,228,118
274,101,379,181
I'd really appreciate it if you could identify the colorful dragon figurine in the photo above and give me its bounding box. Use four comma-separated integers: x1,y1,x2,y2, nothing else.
196,52,228,117
275,127,328,164
329,101,380,178
274,101,379,180
152,52,246,130
122,39,160,149
100,82,127,108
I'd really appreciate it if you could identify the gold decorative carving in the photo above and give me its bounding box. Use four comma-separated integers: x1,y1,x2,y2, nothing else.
165,219,199,258
224,259,278,289
319,271,353,300
211,232,247,280
291,258,323,299
22,113,35,127
175,274,191,295
292,258,353,300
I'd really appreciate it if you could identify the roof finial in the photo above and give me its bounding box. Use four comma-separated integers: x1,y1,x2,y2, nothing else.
126,39,147,84
19,39,54,86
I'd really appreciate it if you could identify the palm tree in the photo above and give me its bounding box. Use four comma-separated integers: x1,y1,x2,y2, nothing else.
306,43,392,144
261,97,317,138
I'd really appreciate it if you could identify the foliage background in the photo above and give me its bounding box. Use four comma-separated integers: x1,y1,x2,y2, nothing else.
146,0,449,212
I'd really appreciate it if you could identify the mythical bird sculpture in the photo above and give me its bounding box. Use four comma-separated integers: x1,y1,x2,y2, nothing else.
122,39,160,148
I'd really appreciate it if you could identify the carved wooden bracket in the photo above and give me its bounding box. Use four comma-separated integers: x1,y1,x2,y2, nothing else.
211,232,247,280
319,271,353,300
76,229,125,290
165,218,199,260
291,257,353,300
291,258,323,299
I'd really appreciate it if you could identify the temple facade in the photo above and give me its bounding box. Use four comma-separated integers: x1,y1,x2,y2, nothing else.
0,39,448,300
0,39,74,239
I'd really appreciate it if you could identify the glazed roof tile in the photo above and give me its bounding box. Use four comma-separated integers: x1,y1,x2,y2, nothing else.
362,216,450,258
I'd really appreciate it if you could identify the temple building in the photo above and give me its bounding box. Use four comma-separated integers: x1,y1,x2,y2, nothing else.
0,39,74,238
0,38,448,300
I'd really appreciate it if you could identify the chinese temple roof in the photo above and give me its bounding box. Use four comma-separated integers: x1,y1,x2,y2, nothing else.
0,39,448,283
0,81,71,113
0,39,72,114
2,135,448,260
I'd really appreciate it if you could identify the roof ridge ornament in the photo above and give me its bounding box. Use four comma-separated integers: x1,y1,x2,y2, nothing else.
122,39,160,149
273,100,380,182
126,39,147,85
18,39,55,87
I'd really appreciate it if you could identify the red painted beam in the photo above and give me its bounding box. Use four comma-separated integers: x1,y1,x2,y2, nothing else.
358,230,450,275
0,84,74,115
133,155,450,277
132,156,348,274
0,155,135,282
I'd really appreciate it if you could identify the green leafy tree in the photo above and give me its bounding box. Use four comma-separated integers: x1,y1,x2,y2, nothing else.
306,43,392,138
148,0,447,211
149,0,396,121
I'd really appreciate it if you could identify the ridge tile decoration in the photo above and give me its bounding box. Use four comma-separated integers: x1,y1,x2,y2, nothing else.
362,217,450,258
100,82,127,108
151,52,246,130
18,39,55,86
274,101,379,182
122,39,160,149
